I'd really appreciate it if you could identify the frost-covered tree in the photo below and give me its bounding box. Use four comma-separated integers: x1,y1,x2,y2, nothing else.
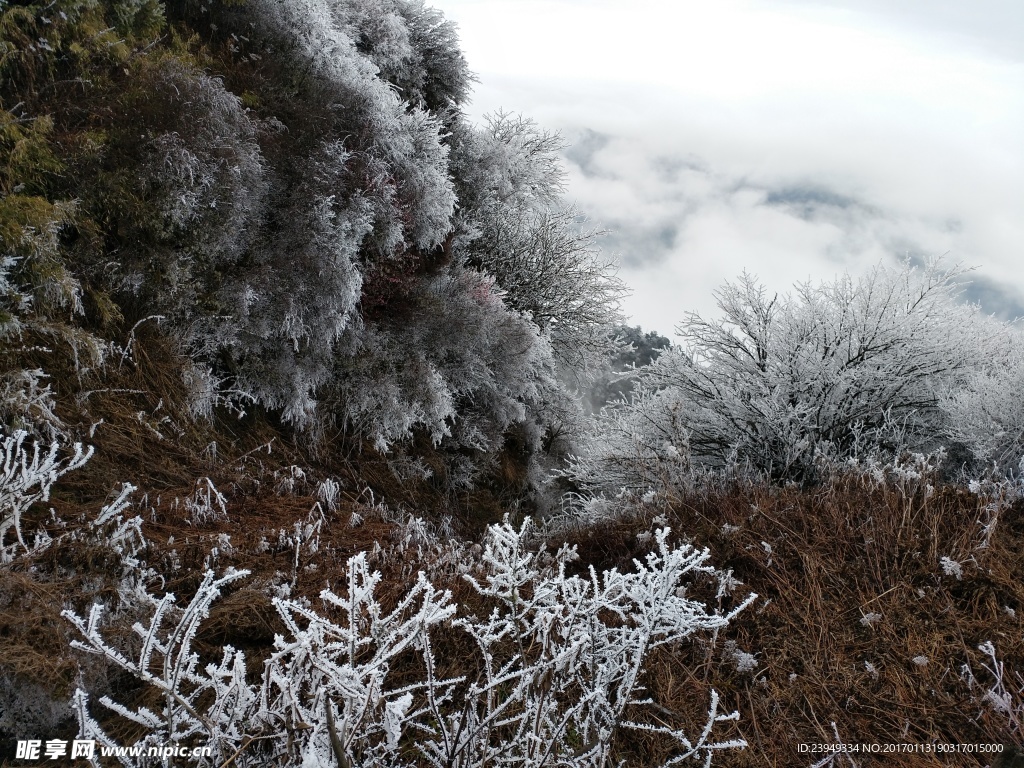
586,325,673,413
573,261,1006,488
941,326,1024,475
450,113,627,377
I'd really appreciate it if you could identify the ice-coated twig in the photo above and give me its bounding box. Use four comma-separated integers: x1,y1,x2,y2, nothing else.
66,519,751,767
1,430,92,551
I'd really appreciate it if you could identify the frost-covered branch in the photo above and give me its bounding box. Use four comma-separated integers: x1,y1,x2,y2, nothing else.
66,519,751,767
1,429,92,553
64,569,251,763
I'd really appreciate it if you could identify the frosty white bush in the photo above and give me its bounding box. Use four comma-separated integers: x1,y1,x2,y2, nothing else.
65,569,253,761
240,0,457,253
0,0,623,476
116,0,611,460
432,521,753,768
66,519,752,767
328,268,560,453
0,368,62,440
142,62,267,257
80,0,460,431
574,261,1004,490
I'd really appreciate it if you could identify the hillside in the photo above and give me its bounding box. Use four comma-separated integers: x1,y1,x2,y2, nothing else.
2,1,1023,766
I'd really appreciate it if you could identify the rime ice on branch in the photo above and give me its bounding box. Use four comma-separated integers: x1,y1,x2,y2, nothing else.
65,519,752,767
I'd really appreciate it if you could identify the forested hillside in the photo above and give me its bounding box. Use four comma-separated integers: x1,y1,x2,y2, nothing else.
1,1,1023,766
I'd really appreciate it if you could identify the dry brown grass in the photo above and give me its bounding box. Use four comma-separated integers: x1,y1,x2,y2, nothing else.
6,463,1023,766
546,476,1024,767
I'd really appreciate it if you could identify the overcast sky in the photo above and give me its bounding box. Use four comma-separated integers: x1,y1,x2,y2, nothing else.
431,0,1024,337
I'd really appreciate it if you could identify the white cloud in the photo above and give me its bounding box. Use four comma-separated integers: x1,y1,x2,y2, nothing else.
434,0,1024,334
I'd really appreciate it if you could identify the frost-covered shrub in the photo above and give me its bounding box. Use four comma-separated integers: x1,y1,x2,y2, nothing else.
66,569,252,761
30,0,466,429
0,369,62,440
222,180,372,425
4,0,624,480
824,447,945,505
567,390,700,496
574,261,1004,489
138,62,267,259
84,58,268,331
450,112,567,216
150,0,463,426
343,0,473,114
1,430,92,554
328,268,559,453
183,477,229,526
235,0,457,254
66,519,752,767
